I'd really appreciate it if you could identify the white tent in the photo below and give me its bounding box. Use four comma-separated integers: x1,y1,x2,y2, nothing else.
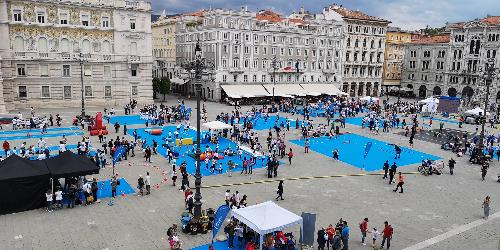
202,121,233,130
231,201,303,250
419,97,439,104
465,107,490,117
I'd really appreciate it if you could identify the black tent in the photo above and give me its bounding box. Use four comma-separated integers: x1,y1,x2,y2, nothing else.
0,155,50,215
44,151,99,178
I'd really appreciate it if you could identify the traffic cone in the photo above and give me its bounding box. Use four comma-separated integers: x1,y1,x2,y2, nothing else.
121,191,126,198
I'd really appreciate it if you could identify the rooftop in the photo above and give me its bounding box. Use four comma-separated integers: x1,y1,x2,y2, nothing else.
327,4,390,23
410,34,450,44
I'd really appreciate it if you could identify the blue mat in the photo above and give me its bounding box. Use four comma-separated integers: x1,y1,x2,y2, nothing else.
129,126,270,176
96,178,135,198
1,144,97,158
423,117,459,125
191,238,296,250
0,126,80,136
0,131,84,141
290,134,440,171
109,115,147,125
238,116,306,131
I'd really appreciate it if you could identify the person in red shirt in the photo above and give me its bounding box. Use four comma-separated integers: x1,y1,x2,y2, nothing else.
381,221,393,249
2,140,9,156
360,218,369,245
325,224,335,249
287,148,294,165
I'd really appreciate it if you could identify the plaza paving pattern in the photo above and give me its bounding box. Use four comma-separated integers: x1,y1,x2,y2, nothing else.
0,98,498,250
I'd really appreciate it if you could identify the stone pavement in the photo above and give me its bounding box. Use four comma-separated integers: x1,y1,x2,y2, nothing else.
0,96,499,250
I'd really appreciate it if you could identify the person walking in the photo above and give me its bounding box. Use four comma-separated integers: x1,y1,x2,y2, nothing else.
171,170,178,186
448,158,456,175
381,221,393,249
382,160,389,179
45,189,53,212
359,218,369,245
388,162,397,184
481,159,489,181
304,139,310,153
317,228,327,250
393,172,405,193
288,148,294,165
111,175,118,198
137,175,145,196
145,172,151,195
91,178,99,203
483,196,491,219
275,180,284,201
340,221,350,250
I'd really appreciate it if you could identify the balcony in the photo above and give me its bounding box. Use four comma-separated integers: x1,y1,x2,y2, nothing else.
39,52,48,58
103,55,112,61
61,52,71,60
129,55,141,62
14,52,26,58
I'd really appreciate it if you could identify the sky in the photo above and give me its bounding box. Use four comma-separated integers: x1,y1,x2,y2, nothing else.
150,0,500,30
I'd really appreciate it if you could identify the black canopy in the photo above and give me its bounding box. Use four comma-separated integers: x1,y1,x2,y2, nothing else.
44,151,99,178
0,155,50,215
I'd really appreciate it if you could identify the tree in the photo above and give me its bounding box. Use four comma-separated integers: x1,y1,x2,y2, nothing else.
159,77,170,101
152,77,160,99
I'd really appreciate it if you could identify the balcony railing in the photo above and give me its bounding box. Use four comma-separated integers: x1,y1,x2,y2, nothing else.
129,55,141,62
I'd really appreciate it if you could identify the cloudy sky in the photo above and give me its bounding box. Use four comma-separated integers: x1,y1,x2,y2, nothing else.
150,0,500,30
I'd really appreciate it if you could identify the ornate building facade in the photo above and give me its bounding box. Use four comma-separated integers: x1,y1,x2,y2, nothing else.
382,27,413,89
152,13,177,79
322,4,390,97
401,16,500,109
174,7,344,101
0,0,153,111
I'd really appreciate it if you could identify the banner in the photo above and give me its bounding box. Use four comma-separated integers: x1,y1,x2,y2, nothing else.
112,146,126,165
212,204,230,239
364,142,372,159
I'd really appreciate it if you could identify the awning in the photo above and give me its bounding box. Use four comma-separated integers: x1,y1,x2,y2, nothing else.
171,77,187,85
263,84,307,96
300,84,347,96
221,84,270,98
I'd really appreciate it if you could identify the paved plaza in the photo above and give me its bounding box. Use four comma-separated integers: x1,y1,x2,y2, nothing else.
0,96,499,250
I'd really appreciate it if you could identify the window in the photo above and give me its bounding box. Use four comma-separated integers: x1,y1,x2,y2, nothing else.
131,64,138,77
18,86,27,98
103,66,111,77
222,75,227,82
130,19,136,30
81,13,90,26
84,65,91,76
17,64,26,76
62,65,70,77
105,86,112,97
40,64,48,76
41,86,50,98
252,75,257,82
131,85,138,96
102,16,109,28
243,75,248,82
59,12,68,24
13,9,22,22
261,75,266,82
63,86,71,98
254,47,259,54
84,86,92,97
37,11,45,23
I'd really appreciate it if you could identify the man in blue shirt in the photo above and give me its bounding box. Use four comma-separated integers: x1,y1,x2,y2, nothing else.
341,221,350,250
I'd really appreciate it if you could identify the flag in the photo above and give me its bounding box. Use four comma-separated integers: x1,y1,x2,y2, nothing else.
212,204,230,239
113,146,127,165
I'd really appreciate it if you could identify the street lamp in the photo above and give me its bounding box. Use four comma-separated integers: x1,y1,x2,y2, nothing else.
477,58,498,155
270,55,280,103
74,52,87,120
180,40,215,221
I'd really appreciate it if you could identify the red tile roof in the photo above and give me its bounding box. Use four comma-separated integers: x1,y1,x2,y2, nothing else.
329,5,389,23
184,10,204,17
481,16,500,26
256,10,284,22
411,34,450,44
288,18,305,25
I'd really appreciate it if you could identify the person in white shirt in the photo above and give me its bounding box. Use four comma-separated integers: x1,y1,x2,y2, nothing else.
145,172,151,195
37,153,46,160
37,138,46,153
45,189,53,212
224,190,231,206
59,142,66,154
372,227,380,248
55,189,63,209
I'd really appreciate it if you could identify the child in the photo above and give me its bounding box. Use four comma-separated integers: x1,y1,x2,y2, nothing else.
372,227,380,249
218,163,223,174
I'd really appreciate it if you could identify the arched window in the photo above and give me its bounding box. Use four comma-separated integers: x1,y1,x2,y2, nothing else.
470,40,475,54
82,39,91,53
14,36,24,51
60,38,70,52
102,40,111,54
38,37,48,52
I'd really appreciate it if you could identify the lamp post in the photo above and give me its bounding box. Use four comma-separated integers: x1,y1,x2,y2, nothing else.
180,41,214,221
271,55,280,103
477,59,498,155
74,52,87,120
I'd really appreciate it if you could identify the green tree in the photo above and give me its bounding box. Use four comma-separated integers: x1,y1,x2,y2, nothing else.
152,77,160,99
159,77,170,101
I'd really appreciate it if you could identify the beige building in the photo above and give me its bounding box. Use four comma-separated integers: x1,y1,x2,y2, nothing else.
0,0,153,111
152,13,177,79
382,27,413,90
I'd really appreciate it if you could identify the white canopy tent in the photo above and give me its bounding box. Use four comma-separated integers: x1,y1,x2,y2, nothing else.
221,85,270,98
419,97,440,104
231,201,303,250
202,121,233,130
360,96,380,102
465,107,490,117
